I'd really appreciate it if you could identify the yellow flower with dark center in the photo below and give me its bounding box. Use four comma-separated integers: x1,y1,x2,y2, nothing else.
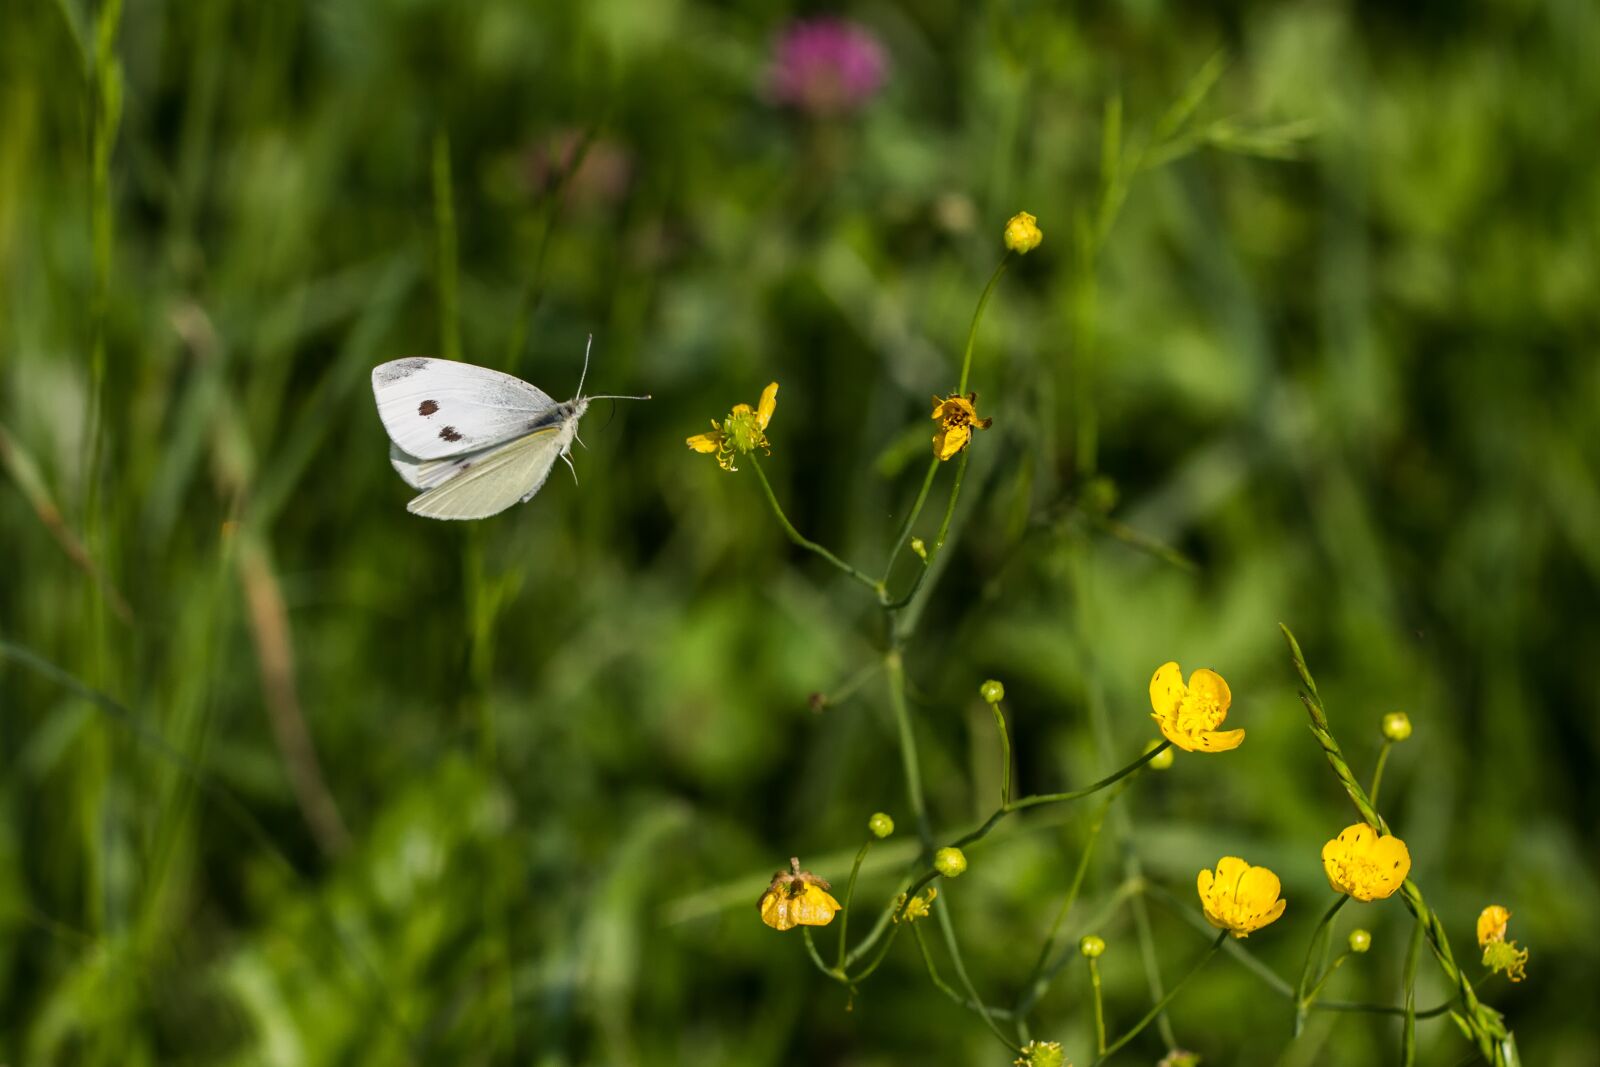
687,382,778,471
1149,662,1245,753
1477,904,1528,982
1321,822,1411,901
757,856,841,931
1197,856,1286,938
931,392,992,461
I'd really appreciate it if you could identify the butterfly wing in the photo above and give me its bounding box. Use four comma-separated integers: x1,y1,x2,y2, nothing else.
405,426,567,520
372,357,559,460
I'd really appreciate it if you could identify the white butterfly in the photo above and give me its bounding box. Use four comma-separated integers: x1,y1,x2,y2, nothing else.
371,339,647,520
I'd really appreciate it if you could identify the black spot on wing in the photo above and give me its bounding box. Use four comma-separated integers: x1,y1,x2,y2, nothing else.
419,399,439,416
439,426,463,443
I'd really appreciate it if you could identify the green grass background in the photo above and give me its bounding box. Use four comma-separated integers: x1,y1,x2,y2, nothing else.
2,1,1597,1063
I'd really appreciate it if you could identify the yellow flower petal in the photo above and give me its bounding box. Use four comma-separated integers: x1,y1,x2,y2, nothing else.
686,431,722,453
1193,728,1245,752
1150,662,1185,722
790,883,842,927
756,382,778,430
934,423,971,461
759,888,797,931
1187,668,1231,719
1478,905,1511,947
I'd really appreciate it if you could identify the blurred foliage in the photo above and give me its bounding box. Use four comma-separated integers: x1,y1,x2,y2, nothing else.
2,0,1598,1064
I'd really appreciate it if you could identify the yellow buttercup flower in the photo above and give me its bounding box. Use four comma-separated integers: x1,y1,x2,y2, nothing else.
757,856,841,931
1197,856,1286,938
1321,823,1411,901
1149,662,1245,753
687,382,779,471
1476,904,1528,982
893,886,938,924
931,392,992,461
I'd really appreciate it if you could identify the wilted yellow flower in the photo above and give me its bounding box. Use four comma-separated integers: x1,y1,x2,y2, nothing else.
687,382,779,471
1197,856,1286,938
1149,662,1245,753
1477,904,1528,982
1013,1039,1066,1067
1321,823,1411,901
757,856,841,931
894,887,938,924
931,392,992,461
1004,211,1043,254
1477,905,1511,946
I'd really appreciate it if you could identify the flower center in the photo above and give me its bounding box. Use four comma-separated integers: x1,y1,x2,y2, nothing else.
1175,692,1222,734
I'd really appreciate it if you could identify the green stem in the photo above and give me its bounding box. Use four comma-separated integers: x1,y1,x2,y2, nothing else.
990,700,1013,807
883,457,940,580
911,922,1016,1020
1294,894,1350,1033
884,650,932,848
935,898,1021,1051
1093,932,1226,1065
957,255,1012,394
836,839,873,969
801,927,845,983
749,455,880,592
1369,739,1394,809
1090,957,1107,1056
847,922,901,983
1302,951,1352,1006
1403,910,1424,1065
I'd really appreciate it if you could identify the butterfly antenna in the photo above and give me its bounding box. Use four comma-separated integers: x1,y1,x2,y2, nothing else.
576,334,593,398
585,393,652,402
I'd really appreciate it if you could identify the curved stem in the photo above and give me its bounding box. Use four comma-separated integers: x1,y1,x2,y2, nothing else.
884,650,931,848
990,700,1013,807
883,458,940,580
836,839,873,969
957,255,1012,394
748,455,880,592
801,927,845,983
1093,931,1226,1064
1294,894,1351,1033
935,898,1021,1051
846,921,901,983
911,922,1016,1020
1369,739,1394,809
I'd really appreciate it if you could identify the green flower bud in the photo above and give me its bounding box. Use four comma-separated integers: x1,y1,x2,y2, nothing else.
980,679,1005,704
1157,1052,1202,1067
1348,928,1372,954
1145,738,1175,771
1078,934,1106,959
910,537,928,561
868,812,895,839
934,846,968,878
1382,712,1412,741
1082,475,1119,515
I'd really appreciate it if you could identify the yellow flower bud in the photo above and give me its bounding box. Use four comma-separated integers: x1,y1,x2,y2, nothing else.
980,679,1005,704
868,812,895,839
1078,934,1106,959
910,537,927,560
934,846,968,877
1348,928,1372,953
1382,711,1412,741
1004,211,1043,254
1145,739,1175,771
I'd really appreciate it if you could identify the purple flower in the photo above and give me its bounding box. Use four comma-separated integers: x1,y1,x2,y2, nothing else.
767,17,888,116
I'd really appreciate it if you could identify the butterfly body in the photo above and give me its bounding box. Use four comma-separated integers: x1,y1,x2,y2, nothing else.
371,351,638,521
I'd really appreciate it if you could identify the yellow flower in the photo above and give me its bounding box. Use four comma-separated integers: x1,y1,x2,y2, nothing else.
1321,823,1411,901
931,392,992,461
1476,904,1529,982
1477,904,1510,946
1197,856,1286,938
893,887,938,924
1004,211,1043,254
687,382,778,471
1149,662,1245,753
757,856,841,931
